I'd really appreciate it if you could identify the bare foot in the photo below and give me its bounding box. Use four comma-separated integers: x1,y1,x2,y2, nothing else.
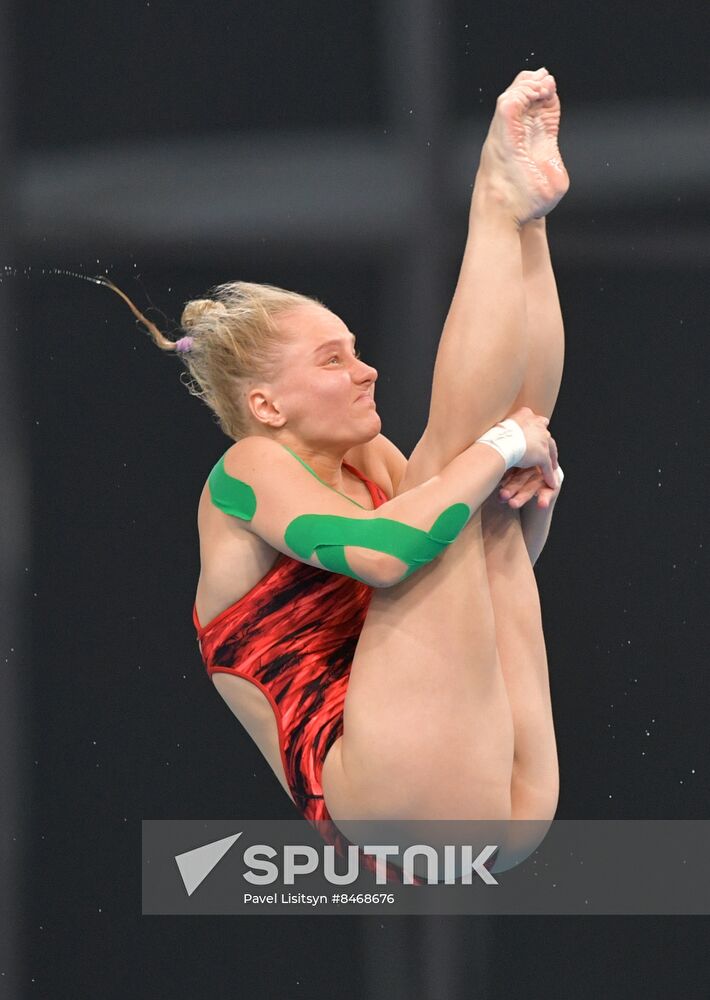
478,68,570,225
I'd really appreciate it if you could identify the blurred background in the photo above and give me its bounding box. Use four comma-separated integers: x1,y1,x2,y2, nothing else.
2,0,709,996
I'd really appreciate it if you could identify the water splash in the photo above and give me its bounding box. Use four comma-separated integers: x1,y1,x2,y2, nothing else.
40,269,142,316
0,265,112,286
46,268,162,327
0,264,174,347
46,267,107,286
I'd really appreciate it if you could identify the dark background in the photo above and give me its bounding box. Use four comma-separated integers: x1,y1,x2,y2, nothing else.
2,0,709,997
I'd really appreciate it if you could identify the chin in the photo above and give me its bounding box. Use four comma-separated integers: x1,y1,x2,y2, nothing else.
348,418,380,448
365,412,382,438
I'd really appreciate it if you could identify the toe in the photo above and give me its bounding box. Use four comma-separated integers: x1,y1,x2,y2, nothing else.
513,69,542,83
525,76,557,104
504,80,542,103
510,66,550,89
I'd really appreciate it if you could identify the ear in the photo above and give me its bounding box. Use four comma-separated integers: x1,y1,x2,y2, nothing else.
247,386,287,429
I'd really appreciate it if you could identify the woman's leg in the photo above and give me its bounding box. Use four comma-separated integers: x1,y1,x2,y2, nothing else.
321,71,568,828
511,218,565,418
481,217,565,823
402,76,567,824
401,68,568,488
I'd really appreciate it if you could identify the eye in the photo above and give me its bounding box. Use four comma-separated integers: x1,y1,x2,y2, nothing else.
327,355,340,364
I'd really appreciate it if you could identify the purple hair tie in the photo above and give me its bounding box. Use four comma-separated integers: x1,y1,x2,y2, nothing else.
174,336,193,354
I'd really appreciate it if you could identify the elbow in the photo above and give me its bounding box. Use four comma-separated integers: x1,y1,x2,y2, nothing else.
346,548,409,588
369,552,412,588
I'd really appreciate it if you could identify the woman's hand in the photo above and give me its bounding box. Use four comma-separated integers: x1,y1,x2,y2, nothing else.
497,463,564,509
508,406,558,488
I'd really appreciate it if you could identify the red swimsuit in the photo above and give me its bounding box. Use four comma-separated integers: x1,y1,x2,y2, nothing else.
192,462,388,822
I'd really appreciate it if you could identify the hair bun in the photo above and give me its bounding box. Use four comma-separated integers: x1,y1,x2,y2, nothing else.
181,298,228,330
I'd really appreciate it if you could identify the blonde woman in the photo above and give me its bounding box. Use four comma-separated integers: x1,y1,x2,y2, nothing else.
112,68,568,873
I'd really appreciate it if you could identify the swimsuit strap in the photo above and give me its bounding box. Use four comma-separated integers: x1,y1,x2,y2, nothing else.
279,444,369,510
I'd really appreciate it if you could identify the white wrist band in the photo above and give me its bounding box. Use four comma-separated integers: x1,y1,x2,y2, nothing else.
475,418,527,470
555,464,564,488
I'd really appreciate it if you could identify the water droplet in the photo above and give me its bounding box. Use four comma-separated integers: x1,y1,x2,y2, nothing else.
48,268,106,286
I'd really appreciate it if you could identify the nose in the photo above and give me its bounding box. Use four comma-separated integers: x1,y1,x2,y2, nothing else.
355,357,378,384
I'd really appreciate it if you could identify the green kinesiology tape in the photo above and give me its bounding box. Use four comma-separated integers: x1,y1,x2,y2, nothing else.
208,456,257,519
208,453,469,583
284,506,469,582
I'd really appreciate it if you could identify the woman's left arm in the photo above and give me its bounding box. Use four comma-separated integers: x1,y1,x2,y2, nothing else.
375,433,564,567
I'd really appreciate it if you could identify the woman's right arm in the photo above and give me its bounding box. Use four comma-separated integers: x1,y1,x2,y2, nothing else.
219,412,553,588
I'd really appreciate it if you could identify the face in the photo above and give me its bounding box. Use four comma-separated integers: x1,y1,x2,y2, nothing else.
249,303,381,449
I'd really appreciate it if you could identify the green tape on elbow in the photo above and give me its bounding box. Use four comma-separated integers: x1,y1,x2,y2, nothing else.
285,504,470,582
206,453,470,582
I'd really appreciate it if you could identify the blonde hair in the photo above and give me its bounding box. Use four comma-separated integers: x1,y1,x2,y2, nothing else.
100,278,322,439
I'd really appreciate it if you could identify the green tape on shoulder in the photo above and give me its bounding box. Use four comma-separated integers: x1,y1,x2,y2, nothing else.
208,455,257,521
206,446,470,585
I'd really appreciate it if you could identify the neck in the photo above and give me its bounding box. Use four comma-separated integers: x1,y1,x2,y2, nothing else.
271,433,351,490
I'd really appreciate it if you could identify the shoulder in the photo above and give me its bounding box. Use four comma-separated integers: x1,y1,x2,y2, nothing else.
344,434,408,499
204,437,307,521
222,435,289,467
220,436,324,487
200,437,285,524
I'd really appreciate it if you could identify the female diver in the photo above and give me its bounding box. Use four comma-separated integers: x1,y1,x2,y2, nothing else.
108,68,569,874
